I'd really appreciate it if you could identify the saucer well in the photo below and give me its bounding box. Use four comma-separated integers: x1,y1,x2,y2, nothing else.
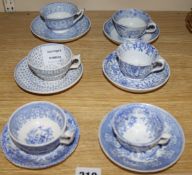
14,57,83,94
103,52,170,93
103,18,160,45
31,15,91,42
98,103,185,173
0,109,80,169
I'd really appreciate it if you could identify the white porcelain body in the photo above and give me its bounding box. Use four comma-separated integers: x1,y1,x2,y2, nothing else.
112,103,170,152
40,2,84,31
8,101,75,154
27,43,81,81
116,40,165,79
112,9,156,38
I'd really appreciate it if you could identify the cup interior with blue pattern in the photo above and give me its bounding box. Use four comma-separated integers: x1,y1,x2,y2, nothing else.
40,2,84,32
116,40,166,79
112,103,170,152
112,8,157,38
8,101,75,154
27,43,81,81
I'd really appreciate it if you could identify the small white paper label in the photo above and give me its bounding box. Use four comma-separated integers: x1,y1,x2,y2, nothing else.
41,45,65,67
75,167,101,175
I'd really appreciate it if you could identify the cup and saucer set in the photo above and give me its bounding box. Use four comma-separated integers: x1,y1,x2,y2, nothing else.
98,103,185,173
0,101,80,169
14,43,83,94
31,2,91,42
103,39,170,93
103,8,160,44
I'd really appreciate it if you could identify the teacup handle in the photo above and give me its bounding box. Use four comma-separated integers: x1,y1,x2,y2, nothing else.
70,54,81,69
60,127,75,145
145,22,157,33
158,133,171,145
73,9,84,25
150,56,166,74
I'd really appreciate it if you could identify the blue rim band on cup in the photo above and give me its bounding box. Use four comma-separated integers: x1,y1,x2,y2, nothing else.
112,8,157,38
40,2,84,31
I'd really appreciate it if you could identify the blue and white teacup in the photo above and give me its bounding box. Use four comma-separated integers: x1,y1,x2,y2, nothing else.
116,40,165,79
40,2,84,32
28,43,81,81
8,101,75,154
112,8,157,38
112,103,170,152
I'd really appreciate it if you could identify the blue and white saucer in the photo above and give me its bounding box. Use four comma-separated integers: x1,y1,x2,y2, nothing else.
31,15,91,42
103,52,170,93
103,18,160,44
14,57,83,94
98,103,185,173
0,109,80,169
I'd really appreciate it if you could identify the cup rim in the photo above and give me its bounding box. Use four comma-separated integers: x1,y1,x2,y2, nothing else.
112,103,164,147
8,101,67,148
112,8,151,28
40,2,80,20
116,40,159,66
27,43,73,72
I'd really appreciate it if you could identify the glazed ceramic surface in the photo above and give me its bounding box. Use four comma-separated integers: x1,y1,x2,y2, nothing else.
31,15,91,42
8,101,75,154
40,2,84,31
14,57,83,94
0,109,79,169
116,41,165,79
102,52,170,93
112,104,168,152
112,9,156,38
28,43,81,81
99,103,185,173
103,18,159,44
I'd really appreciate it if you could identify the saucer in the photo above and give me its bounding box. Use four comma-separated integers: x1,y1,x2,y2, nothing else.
98,103,185,173
103,52,170,93
0,109,80,169
30,15,91,42
103,18,160,44
14,57,83,94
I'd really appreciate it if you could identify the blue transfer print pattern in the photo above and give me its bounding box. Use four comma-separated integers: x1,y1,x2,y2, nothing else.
25,126,54,145
0,109,80,169
99,103,185,172
103,52,170,92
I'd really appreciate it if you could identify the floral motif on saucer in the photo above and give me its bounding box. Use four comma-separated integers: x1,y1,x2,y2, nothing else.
103,52,170,93
98,103,185,173
30,15,91,42
14,57,83,94
103,18,160,44
0,110,80,169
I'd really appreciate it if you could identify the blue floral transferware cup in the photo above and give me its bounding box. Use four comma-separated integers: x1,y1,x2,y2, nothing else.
112,103,171,152
112,8,157,39
40,2,84,32
116,40,165,79
8,101,75,154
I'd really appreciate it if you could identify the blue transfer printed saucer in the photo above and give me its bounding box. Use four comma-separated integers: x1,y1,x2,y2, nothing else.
103,18,160,45
14,57,83,94
0,110,80,169
102,52,170,93
30,15,91,42
98,103,185,173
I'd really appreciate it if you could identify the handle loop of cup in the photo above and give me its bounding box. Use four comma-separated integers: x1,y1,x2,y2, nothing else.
60,127,75,145
73,9,85,25
145,22,157,33
70,54,81,69
158,133,171,145
150,56,166,74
